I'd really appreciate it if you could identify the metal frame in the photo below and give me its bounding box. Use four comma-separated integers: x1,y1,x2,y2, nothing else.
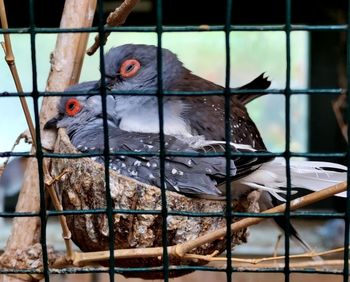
0,0,349,281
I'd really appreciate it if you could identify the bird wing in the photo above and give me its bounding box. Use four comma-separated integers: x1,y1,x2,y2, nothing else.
74,126,239,198
170,71,269,151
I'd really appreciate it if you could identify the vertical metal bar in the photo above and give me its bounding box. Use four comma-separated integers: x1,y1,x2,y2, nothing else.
343,2,350,281
156,0,169,280
97,0,115,281
284,0,292,281
224,0,233,281
28,0,50,280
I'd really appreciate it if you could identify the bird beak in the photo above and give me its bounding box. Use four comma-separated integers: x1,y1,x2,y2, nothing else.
104,73,122,90
44,116,59,129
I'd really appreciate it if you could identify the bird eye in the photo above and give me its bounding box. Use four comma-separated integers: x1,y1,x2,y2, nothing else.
65,98,81,116
120,59,141,78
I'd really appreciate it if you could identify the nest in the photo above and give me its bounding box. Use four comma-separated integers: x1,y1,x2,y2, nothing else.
50,129,257,278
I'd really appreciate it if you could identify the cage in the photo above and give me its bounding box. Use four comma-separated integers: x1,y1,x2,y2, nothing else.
0,0,349,282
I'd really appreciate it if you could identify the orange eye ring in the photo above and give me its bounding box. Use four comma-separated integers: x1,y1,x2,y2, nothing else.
120,59,141,78
65,98,82,116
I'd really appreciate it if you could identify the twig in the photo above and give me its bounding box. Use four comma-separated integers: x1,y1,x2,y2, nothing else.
86,0,139,55
45,169,75,261
183,246,348,264
232,259,347,270
0,0,36,147
47,181,347,267
1,130,32,168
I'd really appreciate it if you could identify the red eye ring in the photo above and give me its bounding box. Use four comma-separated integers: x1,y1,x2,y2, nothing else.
65,98,81,116
120,59,141,78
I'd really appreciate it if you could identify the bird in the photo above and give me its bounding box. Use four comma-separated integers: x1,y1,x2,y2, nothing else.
55,44,346,198
101,44,271,150
45,91,346,255
45,94,258,198
45,44,347,254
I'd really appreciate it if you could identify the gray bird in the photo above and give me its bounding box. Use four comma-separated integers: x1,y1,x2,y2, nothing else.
45,90,347,201
45,94,244,198
102,44,270,150
52,44,346,199
45,44,347,255
45,45,348,254
46,87,347,254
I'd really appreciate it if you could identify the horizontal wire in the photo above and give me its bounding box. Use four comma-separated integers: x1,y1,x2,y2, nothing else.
1,151,347,159
0,209,345,219
0,88,345,98
0,24,347,34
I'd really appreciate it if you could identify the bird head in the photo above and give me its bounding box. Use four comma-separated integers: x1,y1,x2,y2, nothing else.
104,44,185,91
45,45,190,136
102,44,187,117
44,83,118,140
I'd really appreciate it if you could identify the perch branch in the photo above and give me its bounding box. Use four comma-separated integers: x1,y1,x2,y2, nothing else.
86,0,139,55
231,259,348,271
48,181,347,267
183,246,348,263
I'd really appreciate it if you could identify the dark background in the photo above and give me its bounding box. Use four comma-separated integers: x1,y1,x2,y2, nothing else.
3,0,348,27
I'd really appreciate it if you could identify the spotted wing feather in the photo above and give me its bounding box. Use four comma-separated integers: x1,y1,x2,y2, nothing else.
73,126,237,197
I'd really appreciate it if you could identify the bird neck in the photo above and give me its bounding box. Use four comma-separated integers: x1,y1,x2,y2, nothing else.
118,97,193,137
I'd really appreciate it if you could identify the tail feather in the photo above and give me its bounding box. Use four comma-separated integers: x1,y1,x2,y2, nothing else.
238,158,347,200
235,73,271,105
273,217,322,260
260,192,322,260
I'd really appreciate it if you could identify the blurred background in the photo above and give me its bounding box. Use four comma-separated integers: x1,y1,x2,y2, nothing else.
0,0,349,281
0,31,309,154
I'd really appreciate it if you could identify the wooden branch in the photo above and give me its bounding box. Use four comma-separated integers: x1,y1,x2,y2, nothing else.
86,0,139,55
183,246,347,264
231,259,346,271
0,0,36,148
0,1,97,281
46,181,347,268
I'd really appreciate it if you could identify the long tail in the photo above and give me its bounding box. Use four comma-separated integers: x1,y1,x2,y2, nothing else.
238,158,347,201
259,191,322,260
235,73,271,105
273,216,322,260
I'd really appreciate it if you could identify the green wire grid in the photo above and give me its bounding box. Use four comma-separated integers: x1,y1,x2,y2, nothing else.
0,0,349,281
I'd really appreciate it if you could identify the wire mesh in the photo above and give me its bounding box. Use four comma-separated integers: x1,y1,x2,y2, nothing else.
0,0,349,281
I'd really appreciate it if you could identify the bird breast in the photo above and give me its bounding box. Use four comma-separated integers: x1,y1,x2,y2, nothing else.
118,99,193,137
